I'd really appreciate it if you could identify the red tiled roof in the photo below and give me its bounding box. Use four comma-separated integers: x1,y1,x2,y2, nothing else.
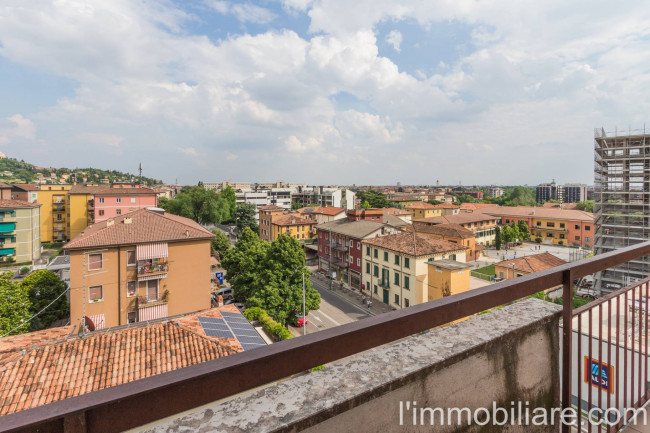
0,199,41,209
405,202,437,210
63,209,214,250
11,184,40,191
542,202,578,210
362,232,468,256
0,182,11,189
258,205,284,211
413,223,475,239
494,252,567,274
0,305,245,415
414,212,499,225
431,203,459,209
94,187,156,196
271,214,316,226
481,206,594,222
390,196,423,202
459,203,500,211
297,206,345,216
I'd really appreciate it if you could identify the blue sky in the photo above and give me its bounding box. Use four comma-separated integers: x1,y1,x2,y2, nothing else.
2,0,650,185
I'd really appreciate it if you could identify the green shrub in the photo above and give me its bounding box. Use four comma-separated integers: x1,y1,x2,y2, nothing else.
310,365,325,372
535,237,542,244
558,241,564,246
19,267,30,274
244,307,292,341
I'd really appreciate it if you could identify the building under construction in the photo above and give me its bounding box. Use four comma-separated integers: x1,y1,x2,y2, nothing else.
594,127,650,294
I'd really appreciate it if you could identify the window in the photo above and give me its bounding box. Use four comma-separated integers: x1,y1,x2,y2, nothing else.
56,214,62,221
575,225,580,230
366,246,370,256
536,221,541,226
131,197,136,203
505,219,510,224
126,250,136,266
146,280,159,300
547,233,554,238
99,209,105,216
394,255,400,265
357,241,361,250
405,299,410,307
374,285,378,294
89,285,103,302
585,237,591,242
404,276,410,290
88,253,103,270
546,222,555,227
357,258,360,266
394,294,400,305
116,209,122,215
383,251,388,262
575,236,581,241
585,226,591,231
349,255,353,263
394,272,400,286
560,223,565,228
98,197,105,204
127,281,136,297
405,257,410,268
499,272,504,279
366,263,370,274
536,231,542,236
559,234,565,239
374,249,378,258
127,312,137,323
116,197,121,203
373,265,379,277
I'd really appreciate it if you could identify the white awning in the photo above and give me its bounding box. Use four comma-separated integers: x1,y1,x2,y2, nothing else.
138,273,167,281
136,243,168,260
88,314,105,330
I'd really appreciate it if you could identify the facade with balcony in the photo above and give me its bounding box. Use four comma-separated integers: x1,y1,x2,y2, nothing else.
0,200,41,263
64,208,214,330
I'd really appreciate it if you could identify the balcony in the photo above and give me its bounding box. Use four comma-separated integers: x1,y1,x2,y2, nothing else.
137,260,169,280
323,239,348,252
5,242,650,432
377,279,390,288
52,197,66,204
0,212,16,222
88,199,94,210
52,204,66,212
0,222,16,234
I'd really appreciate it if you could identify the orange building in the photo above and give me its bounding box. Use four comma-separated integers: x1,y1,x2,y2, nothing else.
413,223,478,261
258,205,285,241
64,209,214,330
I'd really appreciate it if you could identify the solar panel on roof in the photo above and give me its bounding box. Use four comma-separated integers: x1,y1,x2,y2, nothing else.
220,313,267,350
236,335,266,344
204,329,234,338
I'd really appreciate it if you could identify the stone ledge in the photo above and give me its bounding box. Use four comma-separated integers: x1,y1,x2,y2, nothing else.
143,298,562,433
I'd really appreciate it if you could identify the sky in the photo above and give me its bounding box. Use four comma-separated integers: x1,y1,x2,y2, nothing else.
2,1,650,186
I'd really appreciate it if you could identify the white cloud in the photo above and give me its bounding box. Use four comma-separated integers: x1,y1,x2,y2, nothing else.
225,151,238,160
207,1,276,24
385,30,402,52
0,114,36,145
77,133,123,147
177,147,199,157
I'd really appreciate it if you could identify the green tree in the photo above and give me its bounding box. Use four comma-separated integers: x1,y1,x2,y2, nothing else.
517,220,531,241
501,225,515,244
291,202,302,210
355,189,390,208
234,203,258,234
427,199,442,205
495,226,502,250
220,186,237,222
456,194,476,204
0,273,31,336
361,200,371,209
506,186,536,206
211,230,231,259
159,186,229,224
575,200,594,213
222,229,320,324
21,270,69,331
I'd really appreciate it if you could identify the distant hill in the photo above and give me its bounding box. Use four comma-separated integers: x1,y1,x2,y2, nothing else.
0,157,161,186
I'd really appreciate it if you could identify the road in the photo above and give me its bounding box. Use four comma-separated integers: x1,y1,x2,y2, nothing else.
288,276,372,336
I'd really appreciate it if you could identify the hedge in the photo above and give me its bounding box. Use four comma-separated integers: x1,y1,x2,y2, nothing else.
244,307,293,341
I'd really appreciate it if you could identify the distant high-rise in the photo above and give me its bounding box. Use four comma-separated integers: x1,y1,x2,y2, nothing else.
594,127,650,294
562,183,587,203
536,180,563,203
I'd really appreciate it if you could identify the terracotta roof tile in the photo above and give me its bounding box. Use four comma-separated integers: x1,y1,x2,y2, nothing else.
495,252,567,274
413,212,499,225
413,223,475,239
459,203,500,211
431,203,460,209
482,206,594,221
297,206,345,216
271,214,316,226
63,209,214,250
11,184,40,191
405,202,437,210
362,232,468,256
0,200,41,209
258,205,284,211
0,306,248,415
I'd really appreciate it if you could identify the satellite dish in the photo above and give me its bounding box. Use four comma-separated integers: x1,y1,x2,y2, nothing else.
83,316,96,332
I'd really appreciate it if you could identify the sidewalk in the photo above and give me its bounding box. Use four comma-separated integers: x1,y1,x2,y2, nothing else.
310,272,394,316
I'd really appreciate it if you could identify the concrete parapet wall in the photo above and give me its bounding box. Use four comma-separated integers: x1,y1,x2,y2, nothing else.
144,298,562,433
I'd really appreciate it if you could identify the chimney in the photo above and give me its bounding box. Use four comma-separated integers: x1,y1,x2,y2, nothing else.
124,216,133,225
106,218,114,227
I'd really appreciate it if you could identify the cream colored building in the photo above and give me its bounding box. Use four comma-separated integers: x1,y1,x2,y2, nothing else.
0,200,41,263
361,232,468,309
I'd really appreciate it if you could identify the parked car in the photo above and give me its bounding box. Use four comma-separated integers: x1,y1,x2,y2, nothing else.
215,286,233,300
292,314,307,327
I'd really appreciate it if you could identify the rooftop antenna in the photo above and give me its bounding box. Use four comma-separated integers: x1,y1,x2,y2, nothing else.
138,163,143,184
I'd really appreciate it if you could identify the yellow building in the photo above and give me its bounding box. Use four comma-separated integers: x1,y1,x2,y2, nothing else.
35,185,72,243
405,202,442,219
426,260,471,301
0,200,41,263
68,184,103,240
268,214,317,242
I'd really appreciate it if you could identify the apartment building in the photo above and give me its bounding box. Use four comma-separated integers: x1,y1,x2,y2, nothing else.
389,196,424,207
594,128,650,293
316,220,401,290
362,232,468,308
488,187,505,198
413,223,478,261
203,181,252,191
267,214,316,242
0,200,41,263
481,206,595,247
296,206,346,224
413,213,499,246
347,208,412,223
35,184,72,242
405,202,441,219
562,183,587,203
64,209,214,329
236,189,292,221
431,203,460,216
11,184,39,203
292,186,356,210
93,184,157,223
258,205,285,241
536,180,563,203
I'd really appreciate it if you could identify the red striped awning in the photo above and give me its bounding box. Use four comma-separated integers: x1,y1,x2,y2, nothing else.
138,303,168,322
136,242,168,260
138,273,167,281
88,314,105,330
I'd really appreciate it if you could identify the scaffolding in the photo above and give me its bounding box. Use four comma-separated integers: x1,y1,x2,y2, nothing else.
594,126,650,294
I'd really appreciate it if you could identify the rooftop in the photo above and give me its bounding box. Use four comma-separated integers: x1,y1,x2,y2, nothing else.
426,258,472,270
362,231,468,256
404,202,437,210
413,212,498,225
494,252,567,273
258,205,284,211
63,209,214,250
459,203,500,211
413,222,475,239
316,219,391,238
431,203,460,209
0,305,249,416
11,184,40,191
271,214,316,226
296,206,345,216
0,199,41,209
482,205,594,221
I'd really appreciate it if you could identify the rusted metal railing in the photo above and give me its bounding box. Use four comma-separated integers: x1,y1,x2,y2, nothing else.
2,241,650,433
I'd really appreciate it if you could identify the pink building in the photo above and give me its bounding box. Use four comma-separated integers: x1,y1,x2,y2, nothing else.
94,184,157,222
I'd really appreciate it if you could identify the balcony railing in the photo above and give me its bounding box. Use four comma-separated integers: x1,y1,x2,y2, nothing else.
3,241,650,433
137,261,169,278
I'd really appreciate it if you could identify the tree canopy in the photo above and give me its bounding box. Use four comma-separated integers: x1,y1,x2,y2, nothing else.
575,200,594,213
159,186,230,224
221,228,320,325
22,270,69,331
234,203,258,234
0,273,31,336
211,229,231,259
220,186,237,222
355,189,390,208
